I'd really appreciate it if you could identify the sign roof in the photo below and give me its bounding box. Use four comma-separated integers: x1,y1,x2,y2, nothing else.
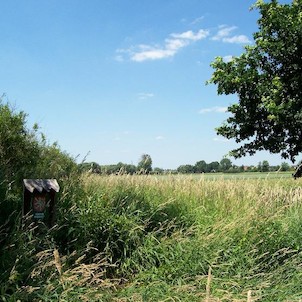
23,179,60,193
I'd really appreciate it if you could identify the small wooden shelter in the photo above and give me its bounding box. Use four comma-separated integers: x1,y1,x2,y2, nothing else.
23,179,60,226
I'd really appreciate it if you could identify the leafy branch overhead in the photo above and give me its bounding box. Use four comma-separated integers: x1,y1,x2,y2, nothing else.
208,0,302,162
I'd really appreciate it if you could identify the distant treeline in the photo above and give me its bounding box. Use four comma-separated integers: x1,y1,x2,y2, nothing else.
176,159,293,174
79,157,294,175
79,162,137,175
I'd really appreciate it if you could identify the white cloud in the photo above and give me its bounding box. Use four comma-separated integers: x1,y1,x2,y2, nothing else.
165,38,188,50
155,135,165,140
212,25,250,44
118,29,209,62
212,25,237,41
199,106,227,114
138,92,154,100
131,48,175,62
222,35,251,44
171,29,208,41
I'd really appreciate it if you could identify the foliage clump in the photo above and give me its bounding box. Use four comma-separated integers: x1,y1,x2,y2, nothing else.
0,97,79,300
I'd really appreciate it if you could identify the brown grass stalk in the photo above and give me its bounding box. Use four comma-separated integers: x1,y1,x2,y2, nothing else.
206,266,212,302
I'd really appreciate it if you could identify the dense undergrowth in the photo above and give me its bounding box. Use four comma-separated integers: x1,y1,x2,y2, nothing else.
2,173,302,301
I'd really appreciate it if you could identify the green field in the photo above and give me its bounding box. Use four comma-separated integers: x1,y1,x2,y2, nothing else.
1,173,302,301
159,171,293,180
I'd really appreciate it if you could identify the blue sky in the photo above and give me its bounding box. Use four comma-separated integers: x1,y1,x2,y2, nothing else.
0,0,292,169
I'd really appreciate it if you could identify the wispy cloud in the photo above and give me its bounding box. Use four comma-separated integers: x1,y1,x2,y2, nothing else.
118,29,209,62
170,30,207,41
116,23,249,62
222,35,250,44
212,25,236,41
199,106,227,114
181,16,204,25
212,25,250,44
190,16,204,25
137,92,155,100
155,135,165,140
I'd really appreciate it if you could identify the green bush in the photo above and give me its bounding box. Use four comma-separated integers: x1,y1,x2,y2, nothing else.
0,98,79,300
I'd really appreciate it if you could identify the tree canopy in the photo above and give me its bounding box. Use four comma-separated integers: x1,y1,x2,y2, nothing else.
0,101,40,186
137,154,153,174
220,158,232,172
208,0,302,162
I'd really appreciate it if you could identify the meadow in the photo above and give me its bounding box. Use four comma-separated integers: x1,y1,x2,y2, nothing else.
1,172,302,301
159,171,293,180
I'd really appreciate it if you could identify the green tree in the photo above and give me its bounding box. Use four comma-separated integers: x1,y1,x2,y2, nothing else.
280,162,290,171
262,160,270,172
220,158,232,172
137,154,152,174
153,167,164,174
35,141,76,179
124,164,137,175
208,161,220,172
177,164,195,174
195,160,207,173
0,100,40,190
208,0,302,162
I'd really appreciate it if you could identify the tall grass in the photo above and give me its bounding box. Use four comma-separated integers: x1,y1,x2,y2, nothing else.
1,173,302,301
